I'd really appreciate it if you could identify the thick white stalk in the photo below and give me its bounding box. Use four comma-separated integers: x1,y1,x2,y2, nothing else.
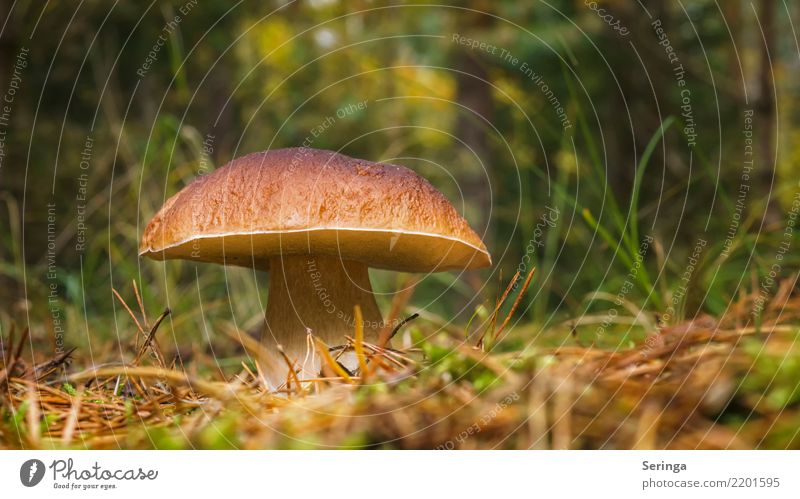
262,254,383,387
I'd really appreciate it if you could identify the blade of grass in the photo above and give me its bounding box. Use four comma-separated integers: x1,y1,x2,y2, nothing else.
313,337,353,384
353,305,369,381
476,271,520,348
494,269,536,342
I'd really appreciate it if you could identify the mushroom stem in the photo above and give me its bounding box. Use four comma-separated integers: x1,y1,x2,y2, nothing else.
262,254,383,386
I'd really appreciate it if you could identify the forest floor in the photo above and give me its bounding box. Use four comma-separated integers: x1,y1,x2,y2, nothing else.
2,277,799,450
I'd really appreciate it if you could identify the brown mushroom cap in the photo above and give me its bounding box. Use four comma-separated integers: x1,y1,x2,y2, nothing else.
139,147,491,273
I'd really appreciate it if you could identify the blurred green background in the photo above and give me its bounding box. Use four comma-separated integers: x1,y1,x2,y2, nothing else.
1,1,799,363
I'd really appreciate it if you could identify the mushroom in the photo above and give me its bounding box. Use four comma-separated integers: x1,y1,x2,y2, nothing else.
140,147,491,386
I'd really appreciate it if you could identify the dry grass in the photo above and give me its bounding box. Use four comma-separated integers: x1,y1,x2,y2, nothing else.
1,275,799,450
